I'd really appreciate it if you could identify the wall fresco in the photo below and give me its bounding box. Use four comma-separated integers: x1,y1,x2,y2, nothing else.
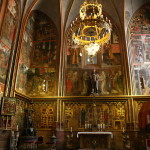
0,0,18,48
0,0,19,101
0,41,10,82
65,23,123,96
65,68,123,96
16,11,59,97
128,4,150,95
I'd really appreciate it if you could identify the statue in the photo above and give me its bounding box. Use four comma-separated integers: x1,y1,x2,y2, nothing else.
98,71,109,94
21,108,36,137
91,70,99,94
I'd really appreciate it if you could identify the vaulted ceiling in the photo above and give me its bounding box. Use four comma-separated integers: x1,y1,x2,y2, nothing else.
23,0,149,36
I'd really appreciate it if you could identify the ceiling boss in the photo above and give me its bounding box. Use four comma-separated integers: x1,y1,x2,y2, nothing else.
70,0,112,62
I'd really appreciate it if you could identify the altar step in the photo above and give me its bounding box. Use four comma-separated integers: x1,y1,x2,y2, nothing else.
78,149,111,150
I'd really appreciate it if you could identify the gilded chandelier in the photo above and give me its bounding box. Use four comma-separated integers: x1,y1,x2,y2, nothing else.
71,0,112,56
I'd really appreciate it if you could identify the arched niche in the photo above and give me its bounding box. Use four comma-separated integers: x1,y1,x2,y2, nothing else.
127,3,150,95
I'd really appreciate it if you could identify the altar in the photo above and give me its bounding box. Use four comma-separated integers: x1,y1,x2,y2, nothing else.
77,132,113,150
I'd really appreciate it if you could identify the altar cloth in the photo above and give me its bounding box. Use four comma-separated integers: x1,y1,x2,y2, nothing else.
77,132,113,138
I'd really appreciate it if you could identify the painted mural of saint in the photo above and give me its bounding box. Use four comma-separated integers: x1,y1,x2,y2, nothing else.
69,47,81,67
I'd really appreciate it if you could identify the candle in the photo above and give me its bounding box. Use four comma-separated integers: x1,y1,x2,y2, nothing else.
123,127,125,132
85,124,87,129
100,124,102,128
71,127,72,132
103,124,105,129
16,125,18,131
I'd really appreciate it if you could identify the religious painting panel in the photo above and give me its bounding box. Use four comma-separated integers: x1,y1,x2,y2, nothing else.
65,67,123,96
128,4,150,95
63,101,127,131
1,97,16,115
